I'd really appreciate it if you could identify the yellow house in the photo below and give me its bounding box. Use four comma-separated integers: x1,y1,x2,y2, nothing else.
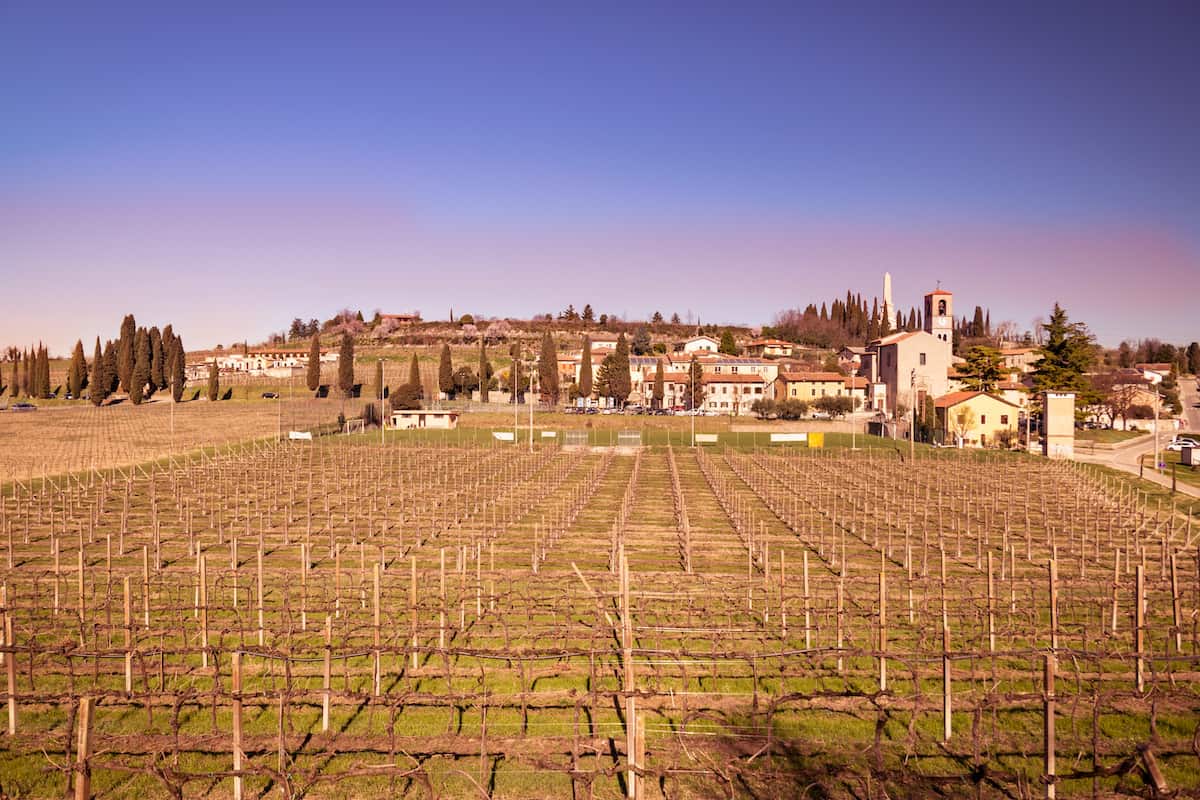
774,372,849,401
934,391,1020,448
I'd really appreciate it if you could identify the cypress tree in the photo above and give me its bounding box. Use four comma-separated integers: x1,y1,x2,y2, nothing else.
478,340,489,403
653,358,665,409
538,331,559,404
149,326,165,395
207,360,219,401
89,338,108,406
509,343,523,403
337,333,355,398
68,340,86,398
18,349,27,396
306,334,321,391
161,324,175,375
117,314,136,392
687,355,705,410
409,353,422,399
6,356,14,398
438,344,453,398
170,337,186,401
129,328,150,404
610,333,631,405
103,340,119,394
579,335,593,398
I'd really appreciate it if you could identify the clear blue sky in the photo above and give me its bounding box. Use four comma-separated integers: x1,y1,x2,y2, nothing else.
2,1,1197,353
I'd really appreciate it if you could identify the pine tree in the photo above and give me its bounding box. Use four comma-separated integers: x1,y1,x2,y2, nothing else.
117,314,136,392
478,340,490,402
207,361,219,401
1032,304,1095,394
149,326,165,395
579,335,593,398
610,333,631,405
653,358,665,409
170,336,186,401
89,338,108,406
129,328,150,404
438,344,453,398
538,332,560,404
337,334,355,398
68,340,86,398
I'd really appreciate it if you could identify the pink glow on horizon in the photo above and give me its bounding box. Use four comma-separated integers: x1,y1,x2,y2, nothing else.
1,194,1196,355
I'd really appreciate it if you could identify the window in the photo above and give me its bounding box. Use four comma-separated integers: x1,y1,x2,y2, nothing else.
980,414,987,424
919,352,926,366
1001,415,1009,425
938,299,947,315
731,366,738,374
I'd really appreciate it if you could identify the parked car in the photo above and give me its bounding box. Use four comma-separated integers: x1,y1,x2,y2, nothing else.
261,392,279,399
1166,437,1199,452
11,402,37,412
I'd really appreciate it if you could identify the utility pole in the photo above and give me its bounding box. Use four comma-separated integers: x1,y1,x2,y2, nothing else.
910,369,917,462
380,361,386,446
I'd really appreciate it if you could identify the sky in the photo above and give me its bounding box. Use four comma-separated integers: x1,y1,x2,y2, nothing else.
1,1,1197,354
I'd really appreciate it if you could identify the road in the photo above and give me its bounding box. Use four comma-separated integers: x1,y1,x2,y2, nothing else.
1073,374,1200,499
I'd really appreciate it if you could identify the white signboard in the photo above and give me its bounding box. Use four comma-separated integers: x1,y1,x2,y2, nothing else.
492,431,516,442
288,431,313,441
541,431,558,438
695,433,719,444
770,432,807,443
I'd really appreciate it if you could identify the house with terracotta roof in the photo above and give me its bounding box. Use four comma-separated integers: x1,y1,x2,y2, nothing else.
701,373,767,415
744,338,794,358
772,371,864,406
934,391,1021,448
999,346,1040,373
676,335,720,354
872,329,953,417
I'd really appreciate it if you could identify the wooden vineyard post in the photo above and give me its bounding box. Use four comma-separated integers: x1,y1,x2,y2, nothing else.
439,548,446,651
621,550,636,800
1044,653,1056,800
1048,558,1058,652
123,577,133,693
232,651,243,800
5,596,15,735
1169,552,1182,654
1111,549,1120,635
373,563,381,696
779,550,786,637
635,709,645,800
942,592,952,743
803,551,811,649
74,696,94,800
878,566,887,692
1135,564,1145,692
142,546,151,629
410,555,418,670
256,545,265,647
836,576,844,673
986,551,995,653
323,615,332,732
200,555,209,669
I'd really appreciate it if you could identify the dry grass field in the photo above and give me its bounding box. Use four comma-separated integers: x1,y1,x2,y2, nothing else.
0,402,1198,798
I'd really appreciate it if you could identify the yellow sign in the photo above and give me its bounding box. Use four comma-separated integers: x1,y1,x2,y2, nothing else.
808,432,824,449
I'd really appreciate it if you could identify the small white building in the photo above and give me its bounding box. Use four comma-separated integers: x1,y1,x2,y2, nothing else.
678,335,719,354
390,409,459,430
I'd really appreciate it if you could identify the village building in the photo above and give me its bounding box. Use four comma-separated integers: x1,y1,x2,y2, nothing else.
676,335,719,354
934,391,1020,448
999,346,1040,373
213,348,337,378
743,338,794,358
701,373,766,416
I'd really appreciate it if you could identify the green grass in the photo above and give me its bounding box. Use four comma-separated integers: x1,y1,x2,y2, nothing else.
1074,428,1144,444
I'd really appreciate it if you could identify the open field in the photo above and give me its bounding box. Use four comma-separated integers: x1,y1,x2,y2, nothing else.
1,416,1199,798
